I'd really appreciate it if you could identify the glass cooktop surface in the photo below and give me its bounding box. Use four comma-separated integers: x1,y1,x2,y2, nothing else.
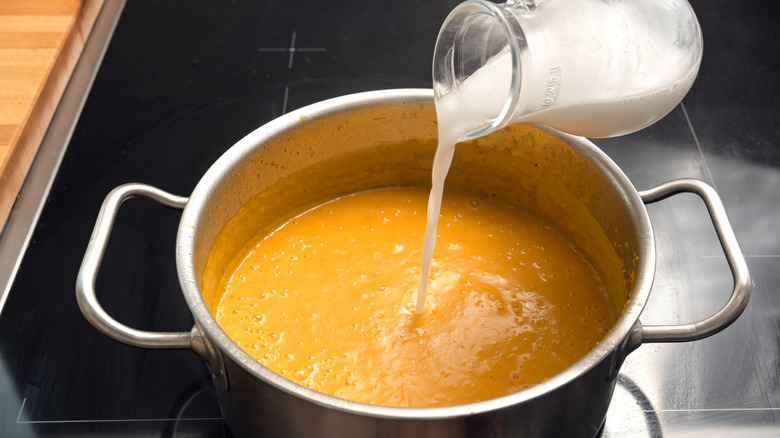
0,0,778,436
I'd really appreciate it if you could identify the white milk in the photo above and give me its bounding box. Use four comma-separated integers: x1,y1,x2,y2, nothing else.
415,54,512,315
416,0,699,313
513,0,699,136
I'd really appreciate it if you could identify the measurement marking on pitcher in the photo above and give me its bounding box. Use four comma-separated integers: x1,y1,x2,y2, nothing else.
15,397,223,424
256,31,326,70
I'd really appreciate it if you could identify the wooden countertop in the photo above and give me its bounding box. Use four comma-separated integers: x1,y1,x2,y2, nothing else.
0,0,103,232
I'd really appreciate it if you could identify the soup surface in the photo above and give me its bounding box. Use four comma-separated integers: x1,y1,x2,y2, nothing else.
214,188,613,407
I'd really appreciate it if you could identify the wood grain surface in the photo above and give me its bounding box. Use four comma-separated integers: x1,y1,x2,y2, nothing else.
0,0,103,232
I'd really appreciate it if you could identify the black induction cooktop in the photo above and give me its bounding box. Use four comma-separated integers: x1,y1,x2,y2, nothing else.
1,0,778,437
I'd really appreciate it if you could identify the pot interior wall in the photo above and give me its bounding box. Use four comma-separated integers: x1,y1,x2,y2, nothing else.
194,98,641,322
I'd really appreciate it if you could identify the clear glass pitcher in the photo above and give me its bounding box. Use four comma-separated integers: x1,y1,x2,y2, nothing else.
432,0,703,139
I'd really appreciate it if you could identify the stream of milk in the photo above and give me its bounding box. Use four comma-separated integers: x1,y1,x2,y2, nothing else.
415,54,510,315
415,0,699,314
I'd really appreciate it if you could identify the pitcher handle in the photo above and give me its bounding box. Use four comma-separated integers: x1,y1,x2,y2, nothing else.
639,178,752,343
76,183,192,349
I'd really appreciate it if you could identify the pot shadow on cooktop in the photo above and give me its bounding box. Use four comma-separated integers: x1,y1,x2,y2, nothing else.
163,380,231,438
600,374,663,438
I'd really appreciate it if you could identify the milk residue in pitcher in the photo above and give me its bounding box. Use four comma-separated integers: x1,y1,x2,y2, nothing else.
416,0,702,313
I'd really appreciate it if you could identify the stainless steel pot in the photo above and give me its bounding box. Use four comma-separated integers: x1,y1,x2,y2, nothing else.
76,89,751,438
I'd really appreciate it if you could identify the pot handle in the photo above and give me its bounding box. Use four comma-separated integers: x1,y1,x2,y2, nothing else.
76,183,192,349
638,178,752,343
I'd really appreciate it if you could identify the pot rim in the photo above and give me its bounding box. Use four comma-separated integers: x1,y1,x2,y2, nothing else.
176,88,655,419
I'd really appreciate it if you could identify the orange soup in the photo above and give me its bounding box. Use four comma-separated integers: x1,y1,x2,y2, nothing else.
214,188,613,407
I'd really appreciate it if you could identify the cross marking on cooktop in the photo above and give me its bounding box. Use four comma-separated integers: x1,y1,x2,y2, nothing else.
256,31,326,70
256,31,327,114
